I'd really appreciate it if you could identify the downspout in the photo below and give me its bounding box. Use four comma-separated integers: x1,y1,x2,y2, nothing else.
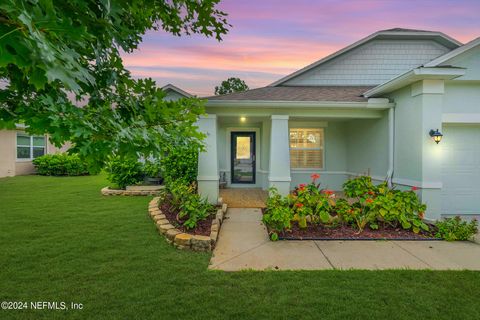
387,106,395,187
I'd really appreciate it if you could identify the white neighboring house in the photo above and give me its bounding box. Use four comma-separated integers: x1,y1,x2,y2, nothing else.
197,28,480,220
0,84,192,178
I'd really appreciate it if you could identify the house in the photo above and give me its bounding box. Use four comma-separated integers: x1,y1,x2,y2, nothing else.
161,84,193,101
0,125,69,177
197,28,480,220
0,84,192,178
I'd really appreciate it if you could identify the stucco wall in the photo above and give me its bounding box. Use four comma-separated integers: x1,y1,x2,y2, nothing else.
0,130,70,178
443,81,480,114
345,111,389,180
388,86,423,182
0,130,16,177
290,121,348,190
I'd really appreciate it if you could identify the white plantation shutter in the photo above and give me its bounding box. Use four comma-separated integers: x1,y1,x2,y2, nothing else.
289,128,324,169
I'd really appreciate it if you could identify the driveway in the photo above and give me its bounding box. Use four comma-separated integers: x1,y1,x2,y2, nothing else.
209,208,480,271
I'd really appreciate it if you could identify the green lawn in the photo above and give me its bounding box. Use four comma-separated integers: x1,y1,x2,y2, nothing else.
0,174,479,320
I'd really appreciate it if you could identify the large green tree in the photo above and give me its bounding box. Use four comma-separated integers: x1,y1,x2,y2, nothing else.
214,77,249,95
0,0,229,170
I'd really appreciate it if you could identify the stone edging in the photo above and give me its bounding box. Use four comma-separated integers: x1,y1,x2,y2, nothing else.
101,186,162,196
148,197,228,252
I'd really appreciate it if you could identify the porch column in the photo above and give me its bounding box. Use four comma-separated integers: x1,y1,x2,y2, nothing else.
268,115,291,195
196,114,219,204
413,80,444,220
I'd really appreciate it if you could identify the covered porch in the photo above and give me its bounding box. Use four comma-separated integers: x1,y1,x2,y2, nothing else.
197,88,394,204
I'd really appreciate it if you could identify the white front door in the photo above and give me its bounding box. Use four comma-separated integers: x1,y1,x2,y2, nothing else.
441,125,480,216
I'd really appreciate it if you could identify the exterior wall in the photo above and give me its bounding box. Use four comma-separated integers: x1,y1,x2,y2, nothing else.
441,45,480,81
0,129,69,178
217,120,267,189
290,121,349,191
164,90,186,101
283,39,450,86
389,86,423,182
443,81,480,114
345,111,389,180
0,130,16,177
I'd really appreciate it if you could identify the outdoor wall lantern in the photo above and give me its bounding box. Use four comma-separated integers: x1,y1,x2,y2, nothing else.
429,129,443,144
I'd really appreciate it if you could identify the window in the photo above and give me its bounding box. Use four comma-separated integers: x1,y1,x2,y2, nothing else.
16,132,46,160
289,128,324,169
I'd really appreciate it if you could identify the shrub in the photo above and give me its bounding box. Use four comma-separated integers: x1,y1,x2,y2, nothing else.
167,181,215,229
263,188,294,240
262,174,430,239
435,217,478,241
105,156,144,189
161,144,199,185
143,159,162,178
33,153,89,176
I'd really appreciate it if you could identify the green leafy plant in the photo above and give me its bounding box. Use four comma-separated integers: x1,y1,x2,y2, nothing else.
143,160,162,178
33,153,90,176
161,143,200,185
214,77,249,95
105,156,144,189
262,188,294,240
167,181,215,229
0,0,229,171
435,217,478,241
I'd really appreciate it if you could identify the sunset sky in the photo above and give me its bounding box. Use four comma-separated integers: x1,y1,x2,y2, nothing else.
121,0,480,96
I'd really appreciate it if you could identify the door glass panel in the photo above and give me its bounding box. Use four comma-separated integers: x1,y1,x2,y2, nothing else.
236,137,251,159
232,133,255,183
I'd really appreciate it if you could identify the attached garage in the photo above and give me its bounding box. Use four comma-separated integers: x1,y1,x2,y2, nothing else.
441,125,480,217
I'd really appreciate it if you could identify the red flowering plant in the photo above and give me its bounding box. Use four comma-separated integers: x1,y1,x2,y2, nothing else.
339,176,429,233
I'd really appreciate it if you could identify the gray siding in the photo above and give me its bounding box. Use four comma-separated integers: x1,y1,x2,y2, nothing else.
283,40,450,86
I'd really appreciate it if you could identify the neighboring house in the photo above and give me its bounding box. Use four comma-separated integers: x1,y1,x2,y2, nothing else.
0,84,191,178
0,125,69,178
197,28,480,220
161,84,193,101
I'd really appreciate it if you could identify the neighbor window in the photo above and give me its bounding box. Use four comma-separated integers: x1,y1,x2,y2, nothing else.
289,128,324,169
16,132,46,160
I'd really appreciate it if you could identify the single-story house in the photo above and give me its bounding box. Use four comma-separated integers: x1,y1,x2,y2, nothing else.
0,125,69,177
161,83,193,101
197,28,480,220
0,84,191,178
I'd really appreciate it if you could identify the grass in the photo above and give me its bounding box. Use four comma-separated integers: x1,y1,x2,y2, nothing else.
0,174,479,320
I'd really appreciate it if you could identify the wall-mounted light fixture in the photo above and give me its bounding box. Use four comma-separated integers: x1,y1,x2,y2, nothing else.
429,129,443,144
240,116,246,122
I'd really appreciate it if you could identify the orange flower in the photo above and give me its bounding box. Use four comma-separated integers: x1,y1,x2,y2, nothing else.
411,186,419,191
311,173,320,181
323,189,334,195
295,203,304,208
366,198,374,204
368,191,375,195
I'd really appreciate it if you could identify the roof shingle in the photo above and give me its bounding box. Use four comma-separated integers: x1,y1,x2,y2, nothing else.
206,86,373,102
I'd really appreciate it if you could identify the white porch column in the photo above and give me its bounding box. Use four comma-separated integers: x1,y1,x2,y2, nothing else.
196,114,219,204
268,115,291,195
412,80,444,220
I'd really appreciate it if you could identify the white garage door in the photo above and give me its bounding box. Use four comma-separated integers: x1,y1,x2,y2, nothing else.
441,125,480,216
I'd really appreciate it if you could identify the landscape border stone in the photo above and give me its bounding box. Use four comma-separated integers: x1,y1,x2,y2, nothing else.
147,196,226,252
101,186,163,196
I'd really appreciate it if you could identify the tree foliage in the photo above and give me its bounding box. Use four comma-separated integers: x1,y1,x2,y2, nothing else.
0,0,230,170
214,77,249,95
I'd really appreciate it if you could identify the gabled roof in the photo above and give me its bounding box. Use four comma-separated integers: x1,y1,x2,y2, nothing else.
424,37,480,67
161,84,193,98
363,67,465,98
206,86,372,102
269,28,462,87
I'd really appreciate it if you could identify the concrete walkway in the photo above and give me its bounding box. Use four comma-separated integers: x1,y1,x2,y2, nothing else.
209,208,480,271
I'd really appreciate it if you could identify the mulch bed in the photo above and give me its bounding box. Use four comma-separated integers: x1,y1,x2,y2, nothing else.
160,197,216,237
271,222,439,241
